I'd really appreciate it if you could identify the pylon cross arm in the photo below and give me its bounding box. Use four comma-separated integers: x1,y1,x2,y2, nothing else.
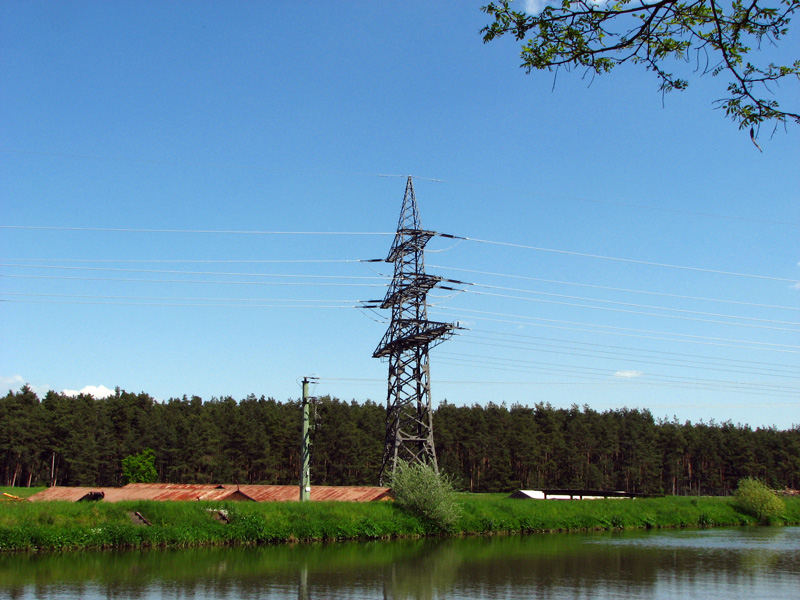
373,321,455,358
386,229,437,262
380,274,444,308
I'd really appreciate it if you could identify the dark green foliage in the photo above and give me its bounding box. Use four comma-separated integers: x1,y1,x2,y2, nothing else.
1,387,799,495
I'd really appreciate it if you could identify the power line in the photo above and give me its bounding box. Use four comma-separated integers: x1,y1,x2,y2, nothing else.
438,307,800,350
429,265,800,311
465,284,800,325
459,237,798,283
461,328,800,374
3,227,795,282
418,175,800,228
451,334,800,380
0,225,392,236
315,376,800,406
462,288,800,332
5,149,797,228
1,258,366,264
431,308,800,353
0,149,384,179
0,263,385,280
435,352,799,398
1,274,387,287
1,298,362,309
0,292,360,303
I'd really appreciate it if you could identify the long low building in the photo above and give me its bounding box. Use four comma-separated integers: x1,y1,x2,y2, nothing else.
509,489,641,500
27,483,392,503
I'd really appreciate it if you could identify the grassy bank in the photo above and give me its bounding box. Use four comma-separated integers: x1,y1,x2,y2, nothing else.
2,495,799,552
0,487,44,500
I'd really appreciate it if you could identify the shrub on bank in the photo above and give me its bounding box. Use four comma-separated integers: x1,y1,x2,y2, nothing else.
389,462,461,532
733,478,785,524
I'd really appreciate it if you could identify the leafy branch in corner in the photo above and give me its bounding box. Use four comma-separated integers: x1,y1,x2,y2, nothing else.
481,0,800,138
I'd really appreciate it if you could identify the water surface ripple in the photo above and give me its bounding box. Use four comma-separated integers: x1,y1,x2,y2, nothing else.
1,526,798,599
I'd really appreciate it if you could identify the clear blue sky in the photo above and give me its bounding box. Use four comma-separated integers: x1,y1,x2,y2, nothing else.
2,1,798,429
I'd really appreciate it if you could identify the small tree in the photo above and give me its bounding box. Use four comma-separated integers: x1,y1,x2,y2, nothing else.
389,461,461,531
121,448,158,484
733,477,785,523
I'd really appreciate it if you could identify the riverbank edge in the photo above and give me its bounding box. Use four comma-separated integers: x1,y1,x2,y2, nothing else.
2,495,799,552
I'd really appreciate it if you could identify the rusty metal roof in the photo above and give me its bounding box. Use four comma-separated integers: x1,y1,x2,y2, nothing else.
308,486,392,502
28,484,254,503
28,483,391,503
238,485,392,502
28,487,115,502
234,485,298,502
108,483,254,502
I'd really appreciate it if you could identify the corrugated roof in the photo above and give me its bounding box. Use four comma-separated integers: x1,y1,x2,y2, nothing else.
238,485,392,502
28,484,392,503
28,487,116,502
107,483,254,502
310,486,392,502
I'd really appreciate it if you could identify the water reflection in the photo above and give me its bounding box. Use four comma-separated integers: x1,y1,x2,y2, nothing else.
1,527,798,599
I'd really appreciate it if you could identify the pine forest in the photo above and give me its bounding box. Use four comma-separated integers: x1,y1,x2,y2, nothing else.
2,386,798,495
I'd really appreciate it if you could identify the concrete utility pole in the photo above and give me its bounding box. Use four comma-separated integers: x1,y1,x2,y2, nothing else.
368,177,457,484
299,376,316,501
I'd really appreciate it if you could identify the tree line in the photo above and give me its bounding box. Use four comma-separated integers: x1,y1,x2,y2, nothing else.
2,386,798,495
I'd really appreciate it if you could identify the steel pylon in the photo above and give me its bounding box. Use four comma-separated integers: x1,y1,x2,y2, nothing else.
372,177,456,484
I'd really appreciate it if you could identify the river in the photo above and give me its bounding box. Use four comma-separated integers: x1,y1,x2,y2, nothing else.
1,526,798,599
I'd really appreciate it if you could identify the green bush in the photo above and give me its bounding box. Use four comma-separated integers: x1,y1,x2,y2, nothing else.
389,461,461,532
121,448,158,484
733,478,785,523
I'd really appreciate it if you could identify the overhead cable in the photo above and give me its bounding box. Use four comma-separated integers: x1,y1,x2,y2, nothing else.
450,336,800,380
0,263,385,280
4,149,796,227
456,237,798,283
429,264,799,311
462,288,800,332
1,274,387,287
431,308,800,353
0,225,392,236
461,329,800,374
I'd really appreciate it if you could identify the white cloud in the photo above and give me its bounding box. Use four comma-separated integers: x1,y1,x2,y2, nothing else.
614,370,643,378
0,375,25,388
62,385,115,399
524,0,551,13
1,375,50,397
524,0,607,14
792,282,800,290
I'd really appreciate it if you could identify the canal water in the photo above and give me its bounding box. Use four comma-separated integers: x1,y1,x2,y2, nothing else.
1,526,798,599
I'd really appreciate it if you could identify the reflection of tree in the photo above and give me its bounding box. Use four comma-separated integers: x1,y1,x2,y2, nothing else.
382,539,463,600
439,535,662,599
2,528,799,598
737,548,782,577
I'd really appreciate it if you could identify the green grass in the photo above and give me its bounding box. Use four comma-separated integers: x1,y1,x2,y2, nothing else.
1,495,798,552
0,487,45,500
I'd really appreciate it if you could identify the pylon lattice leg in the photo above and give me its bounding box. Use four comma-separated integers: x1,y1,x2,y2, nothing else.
371,177,455,485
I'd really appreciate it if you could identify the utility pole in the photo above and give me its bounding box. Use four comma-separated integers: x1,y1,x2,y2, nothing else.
299,376,317,501
370,177,457,484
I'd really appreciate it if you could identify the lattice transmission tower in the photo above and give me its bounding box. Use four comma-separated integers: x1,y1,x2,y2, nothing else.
370,176,457,484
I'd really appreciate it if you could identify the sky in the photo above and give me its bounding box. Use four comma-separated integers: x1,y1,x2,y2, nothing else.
1,1,798,430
